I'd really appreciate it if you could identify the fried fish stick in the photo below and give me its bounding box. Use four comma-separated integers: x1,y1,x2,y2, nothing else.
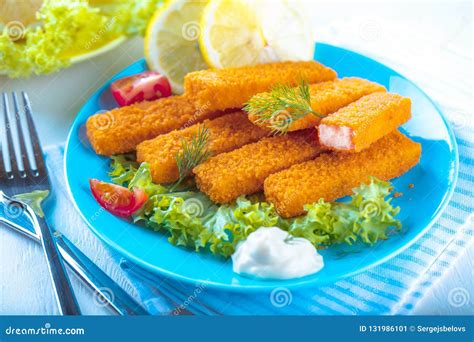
86,95,223,156
194,130,324,204
88,61,335,155
136,111,270,184
248,77,386,131
184,61,337,112
264,131,421,218
318,92,411,152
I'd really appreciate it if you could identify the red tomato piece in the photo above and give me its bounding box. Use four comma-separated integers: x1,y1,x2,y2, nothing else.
110,71,172,106
89,179,148,217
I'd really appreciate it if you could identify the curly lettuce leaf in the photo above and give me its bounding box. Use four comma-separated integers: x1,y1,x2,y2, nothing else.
289,177,401,246
111,0,165,36
128,162,168,196
201,197,280,257
148,191,209,248
109,154,139,186
108,159,402,258
1,0,108,76
351,178,401,243
0,0,164,77
108,159,280,257
144,194,280,258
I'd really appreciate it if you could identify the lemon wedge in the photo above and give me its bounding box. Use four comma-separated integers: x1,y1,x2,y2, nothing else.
145,0,208,93
199,0,314,68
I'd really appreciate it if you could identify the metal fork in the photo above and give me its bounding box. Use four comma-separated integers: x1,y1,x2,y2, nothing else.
1,92,81,315
0,196,151,315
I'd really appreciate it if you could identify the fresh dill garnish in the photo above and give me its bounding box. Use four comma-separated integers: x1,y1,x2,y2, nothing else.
172,125,212,189
243,79,323,134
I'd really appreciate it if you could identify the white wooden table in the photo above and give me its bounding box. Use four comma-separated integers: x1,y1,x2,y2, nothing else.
0,0,472,315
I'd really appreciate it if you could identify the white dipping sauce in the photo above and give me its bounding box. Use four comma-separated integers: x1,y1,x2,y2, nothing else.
232,227,324,280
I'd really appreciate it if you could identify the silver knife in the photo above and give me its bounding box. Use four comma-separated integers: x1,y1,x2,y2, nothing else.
0,210,151,315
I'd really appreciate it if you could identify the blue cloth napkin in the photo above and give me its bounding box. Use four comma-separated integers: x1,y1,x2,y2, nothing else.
44,126,473,315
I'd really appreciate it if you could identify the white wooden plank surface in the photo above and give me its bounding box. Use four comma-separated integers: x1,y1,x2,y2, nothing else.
0,0,472,315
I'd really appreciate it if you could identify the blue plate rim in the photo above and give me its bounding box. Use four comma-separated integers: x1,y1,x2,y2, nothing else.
64,42,459,291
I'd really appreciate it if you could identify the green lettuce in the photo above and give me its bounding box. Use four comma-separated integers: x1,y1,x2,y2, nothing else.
288,177,401,246
109,155,139,186
109,161,279,257
112,0,165,36
109,158,402,258
0,0,164,77
201,197,280,257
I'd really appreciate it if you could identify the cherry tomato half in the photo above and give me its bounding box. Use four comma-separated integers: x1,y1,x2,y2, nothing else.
89,179,148,217
110,71,172,107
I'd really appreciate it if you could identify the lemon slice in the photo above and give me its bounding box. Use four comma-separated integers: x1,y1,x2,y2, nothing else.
145,0,208,93
199,0,314,68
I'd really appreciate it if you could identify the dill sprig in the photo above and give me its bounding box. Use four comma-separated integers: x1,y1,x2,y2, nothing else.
243,79,323,134
173,125,212,189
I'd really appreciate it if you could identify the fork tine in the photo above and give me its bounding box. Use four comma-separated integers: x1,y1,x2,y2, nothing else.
12,93,28,178
2,93,17,179
21,92,45,177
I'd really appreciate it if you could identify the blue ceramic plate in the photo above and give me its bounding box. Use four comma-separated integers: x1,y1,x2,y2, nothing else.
65,43,458,290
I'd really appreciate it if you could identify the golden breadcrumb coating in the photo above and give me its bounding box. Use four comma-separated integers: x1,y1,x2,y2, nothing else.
193,130,324,203
86,95,221,156
184,61,337,112
136,111,270,184
319,92,411,152
248,77,386,131
264,131,421,218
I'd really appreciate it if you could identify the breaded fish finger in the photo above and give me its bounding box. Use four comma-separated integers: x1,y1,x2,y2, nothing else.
193,130,325,204
248,77,386,131
318,92,411,152
136,111,270,184
184,61,337,112
86,95,221,155
264,131,421,218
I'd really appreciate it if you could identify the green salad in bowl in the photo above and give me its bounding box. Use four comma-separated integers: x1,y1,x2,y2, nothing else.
0,0,164,77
